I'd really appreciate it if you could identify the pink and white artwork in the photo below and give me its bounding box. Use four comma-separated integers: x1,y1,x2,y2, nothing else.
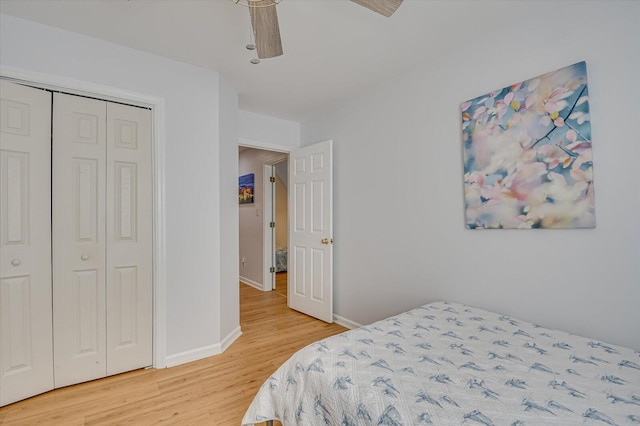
461,62,595,229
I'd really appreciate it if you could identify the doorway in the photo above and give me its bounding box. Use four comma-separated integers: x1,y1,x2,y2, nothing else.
238,138,334,324
238,146,289,296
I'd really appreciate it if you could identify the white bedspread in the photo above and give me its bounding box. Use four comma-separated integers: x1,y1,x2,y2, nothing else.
242,301,640,425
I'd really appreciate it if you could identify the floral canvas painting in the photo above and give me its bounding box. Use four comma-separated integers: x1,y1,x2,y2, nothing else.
461,61,595,229
239,173,255,204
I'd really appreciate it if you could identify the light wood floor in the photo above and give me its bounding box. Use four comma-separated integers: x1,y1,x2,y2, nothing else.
0,274,346,425
274,271,287,298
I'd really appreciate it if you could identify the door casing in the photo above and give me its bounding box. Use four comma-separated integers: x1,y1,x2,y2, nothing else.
263,163,276,291
239,138,292,295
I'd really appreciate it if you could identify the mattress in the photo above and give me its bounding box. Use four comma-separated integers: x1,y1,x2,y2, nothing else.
242,301,640,425
275,248,287,272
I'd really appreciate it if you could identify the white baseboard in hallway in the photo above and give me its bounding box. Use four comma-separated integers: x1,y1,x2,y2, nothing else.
240,276,263,291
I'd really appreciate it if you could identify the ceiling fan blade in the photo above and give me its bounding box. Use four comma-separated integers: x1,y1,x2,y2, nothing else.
249,0,283,59
350,0,403,17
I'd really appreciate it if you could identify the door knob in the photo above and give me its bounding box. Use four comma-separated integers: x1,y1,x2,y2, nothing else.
11,259,21,267
321,238,333,245
81,254,89,261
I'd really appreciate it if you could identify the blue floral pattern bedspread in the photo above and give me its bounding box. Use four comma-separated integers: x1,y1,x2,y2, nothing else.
242,301,640,425
275,248,287,272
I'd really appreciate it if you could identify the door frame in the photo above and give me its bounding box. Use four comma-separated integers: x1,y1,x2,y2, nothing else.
262,157,289,292
0,66,168,368
263,164,276,292
238,138,291,293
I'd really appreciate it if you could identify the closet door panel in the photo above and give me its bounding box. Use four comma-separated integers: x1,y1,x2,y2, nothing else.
52,93,107,388
106,103,152,375
0,81,53,406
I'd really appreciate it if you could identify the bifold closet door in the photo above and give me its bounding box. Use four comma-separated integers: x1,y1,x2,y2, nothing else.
53,93,107,387
0,81,54,406
105,101,152,376
53,93,152,388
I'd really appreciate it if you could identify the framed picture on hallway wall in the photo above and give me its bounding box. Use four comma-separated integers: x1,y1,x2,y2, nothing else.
239,173,255,204
460,61,595,229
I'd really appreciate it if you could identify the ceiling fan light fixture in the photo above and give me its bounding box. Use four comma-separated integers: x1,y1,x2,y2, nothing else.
248,0,283,59
350,0,403,17
232,0,283,8
234,0,402,64
250,58,260,64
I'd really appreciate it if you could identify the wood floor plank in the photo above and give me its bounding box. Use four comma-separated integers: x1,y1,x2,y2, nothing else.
0,280,345,425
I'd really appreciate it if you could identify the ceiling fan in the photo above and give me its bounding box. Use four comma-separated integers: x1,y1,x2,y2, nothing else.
234,0,404,60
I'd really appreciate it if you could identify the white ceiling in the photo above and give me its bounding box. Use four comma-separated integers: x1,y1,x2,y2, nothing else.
1,0,542,122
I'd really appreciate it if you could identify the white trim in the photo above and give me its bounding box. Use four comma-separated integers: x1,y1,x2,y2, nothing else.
263,164,275,292
263,158,288,294
0,66,168,369
0,66,158,108
221,326,242,353
164,344,220,368
151,100,168,369
238,137,292,154
240,276,264,291
165,326,242,368
333,314,362,330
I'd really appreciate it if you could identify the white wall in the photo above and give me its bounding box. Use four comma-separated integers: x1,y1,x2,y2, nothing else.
218,78,240,342
239,110,300,148
0,14,234,361
302,1,640,350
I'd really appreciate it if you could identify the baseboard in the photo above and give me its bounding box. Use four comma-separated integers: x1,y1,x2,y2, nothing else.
165,344,221,368
165,326,243,368
221,326,242,352
334,314,362,330
240,276,263,291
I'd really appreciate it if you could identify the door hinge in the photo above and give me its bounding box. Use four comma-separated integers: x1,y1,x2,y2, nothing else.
270,221,275,228
270,176,276,183
270,266,275,273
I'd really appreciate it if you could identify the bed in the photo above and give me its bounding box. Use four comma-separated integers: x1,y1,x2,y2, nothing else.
242,301,640,425
275,247,287,272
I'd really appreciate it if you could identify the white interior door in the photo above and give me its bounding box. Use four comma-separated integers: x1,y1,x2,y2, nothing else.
52,93,107,387
288,140,333,322
105,102,152,375
0,80,53,406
